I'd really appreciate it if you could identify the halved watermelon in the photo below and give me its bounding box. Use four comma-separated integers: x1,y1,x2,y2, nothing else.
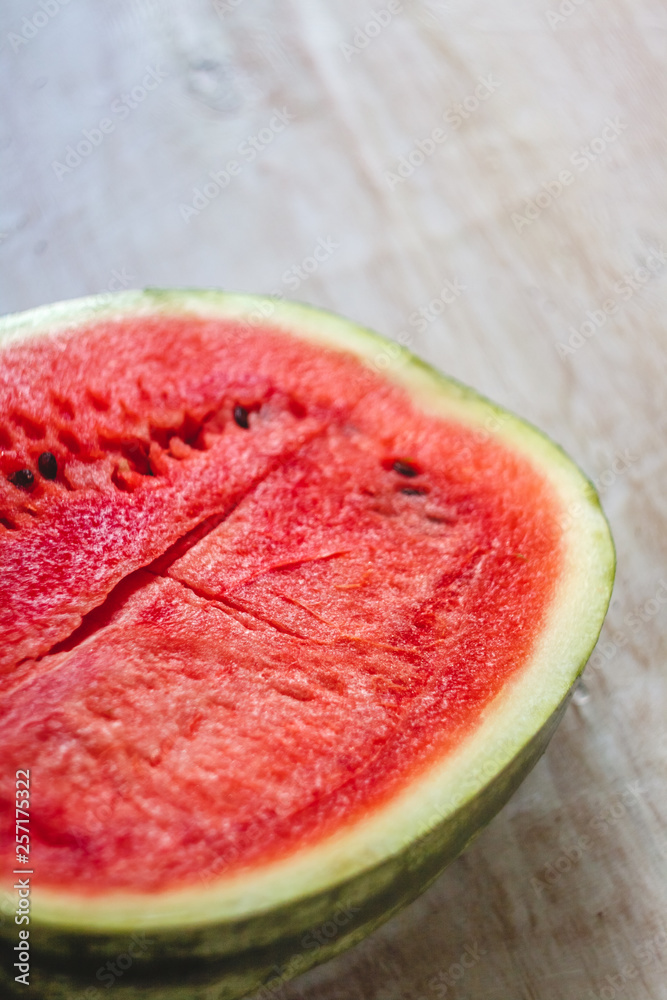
0,291,614,999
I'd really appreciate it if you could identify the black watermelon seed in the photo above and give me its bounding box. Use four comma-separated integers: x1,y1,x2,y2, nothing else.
38,451,58,480
233,405,250,430
392,459,419,478
9,468,34,490
401,487,425,496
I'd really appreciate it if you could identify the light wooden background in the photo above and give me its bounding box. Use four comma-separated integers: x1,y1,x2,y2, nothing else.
1,1,666,998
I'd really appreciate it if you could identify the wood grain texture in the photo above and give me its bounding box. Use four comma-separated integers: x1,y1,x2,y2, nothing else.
1,1,666,997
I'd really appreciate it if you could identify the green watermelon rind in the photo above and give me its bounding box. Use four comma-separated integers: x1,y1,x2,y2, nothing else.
0,290,615,1000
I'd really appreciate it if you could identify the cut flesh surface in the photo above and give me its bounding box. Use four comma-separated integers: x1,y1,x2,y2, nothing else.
0,307,560,890
0,293,613,926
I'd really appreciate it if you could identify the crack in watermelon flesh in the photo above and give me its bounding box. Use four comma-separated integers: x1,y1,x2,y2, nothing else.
0,315,562,893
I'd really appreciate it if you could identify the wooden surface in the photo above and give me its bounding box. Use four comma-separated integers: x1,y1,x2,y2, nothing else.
2,1,666,998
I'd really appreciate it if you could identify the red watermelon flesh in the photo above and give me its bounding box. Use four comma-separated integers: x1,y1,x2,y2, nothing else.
0,314,562,893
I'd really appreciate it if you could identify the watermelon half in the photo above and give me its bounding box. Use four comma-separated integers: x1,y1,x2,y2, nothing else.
0,290,614,999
